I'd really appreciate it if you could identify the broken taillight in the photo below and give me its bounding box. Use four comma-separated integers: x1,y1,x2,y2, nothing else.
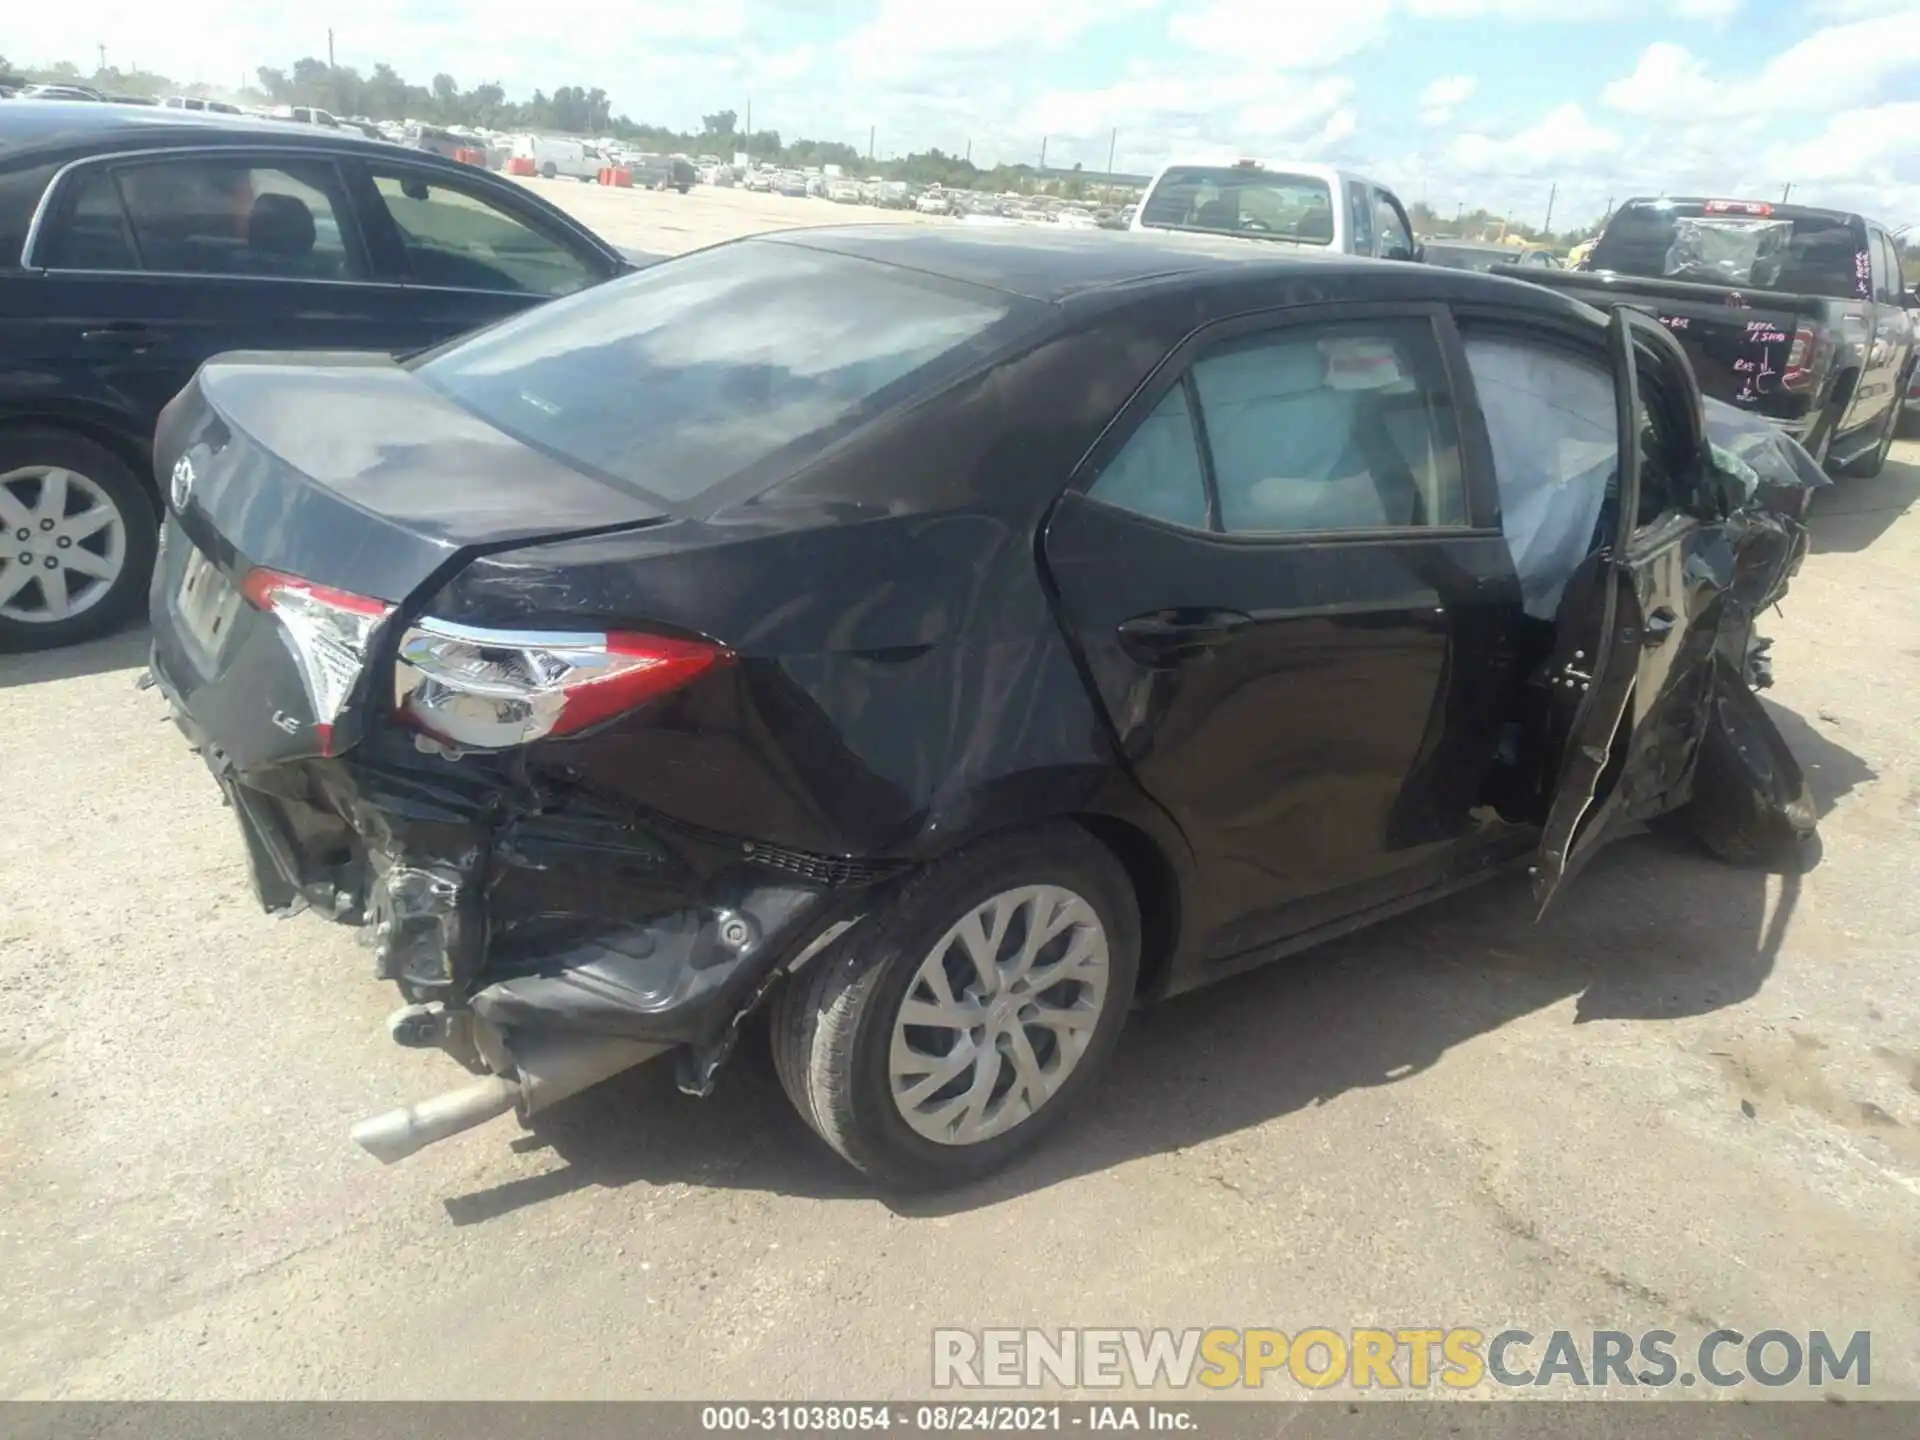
240,568,395,756
1782,321,1823,393
393,618,729,750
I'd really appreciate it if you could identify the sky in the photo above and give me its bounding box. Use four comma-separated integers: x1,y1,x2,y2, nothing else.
11,0,1920,230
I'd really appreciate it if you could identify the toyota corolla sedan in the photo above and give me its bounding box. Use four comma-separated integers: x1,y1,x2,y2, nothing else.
147,227,1821,1189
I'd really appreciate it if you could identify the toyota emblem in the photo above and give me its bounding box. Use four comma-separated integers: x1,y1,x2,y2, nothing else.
169,454,195,511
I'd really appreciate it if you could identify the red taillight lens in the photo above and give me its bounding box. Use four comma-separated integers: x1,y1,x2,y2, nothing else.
240,568,394,755
393,618,728,751
1782,321,1822,393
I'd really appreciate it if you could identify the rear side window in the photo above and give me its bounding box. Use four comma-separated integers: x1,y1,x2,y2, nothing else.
1197,321,1464,533
1589,202,1862,299
416,241,1033,504
1088,318,1467,535
39,157,360,280
368,169,597,296
1087,386,1208,530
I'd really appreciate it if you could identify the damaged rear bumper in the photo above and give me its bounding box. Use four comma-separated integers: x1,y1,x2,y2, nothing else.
152,651,889,1153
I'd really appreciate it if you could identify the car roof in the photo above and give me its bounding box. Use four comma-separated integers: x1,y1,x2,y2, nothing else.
0,99,403,157
758,224,1581,311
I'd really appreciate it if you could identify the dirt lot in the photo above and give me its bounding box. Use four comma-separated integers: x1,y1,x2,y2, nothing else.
511,173,952,257
1,185,1917,1399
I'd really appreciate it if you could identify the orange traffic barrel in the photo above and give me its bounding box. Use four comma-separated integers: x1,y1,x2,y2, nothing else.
506,155,537,177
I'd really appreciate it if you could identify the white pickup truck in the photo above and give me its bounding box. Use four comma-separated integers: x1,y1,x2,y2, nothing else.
1130,158,1420,262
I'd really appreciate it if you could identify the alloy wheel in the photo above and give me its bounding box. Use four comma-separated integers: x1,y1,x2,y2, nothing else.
0,466,128,625
888,884,1111,1146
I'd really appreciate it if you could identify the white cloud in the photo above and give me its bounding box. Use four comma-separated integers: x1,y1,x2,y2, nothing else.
1168,0,1394,66
1604,14,1920,121
1765,101,1920,185
1019,71,1358,169
1407,0,1739,16
844,0,1159,71
1813,0,1910,16
1446,103,1621,176
7,1,748,112
1417,74,1478,126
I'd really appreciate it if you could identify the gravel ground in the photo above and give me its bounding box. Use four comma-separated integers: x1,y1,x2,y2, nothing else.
1,186,1916,1399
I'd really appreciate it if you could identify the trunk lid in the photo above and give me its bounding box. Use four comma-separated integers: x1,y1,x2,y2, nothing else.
157,351,669,602
149,352,671,772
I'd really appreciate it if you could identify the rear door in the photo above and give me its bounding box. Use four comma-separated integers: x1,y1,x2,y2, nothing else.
22,147,399,436
1043,304,1525,964
1531,308,1720,911
340,157,621,351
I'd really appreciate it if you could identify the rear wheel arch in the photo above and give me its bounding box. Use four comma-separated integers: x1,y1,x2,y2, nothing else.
1071,812,1183,1001
881,806,1187,1001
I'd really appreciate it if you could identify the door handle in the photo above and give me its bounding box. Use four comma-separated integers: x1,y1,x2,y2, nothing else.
1116,608,1255,666
81,324,165,345
1644,606,1678,645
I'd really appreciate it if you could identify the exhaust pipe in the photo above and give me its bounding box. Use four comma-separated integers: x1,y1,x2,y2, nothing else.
351,1033,666,1164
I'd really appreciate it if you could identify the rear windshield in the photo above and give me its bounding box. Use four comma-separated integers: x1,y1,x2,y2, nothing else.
1138,166,1336,244
414,241,1033,503
1424,243,1507,273
1589,202,1863,298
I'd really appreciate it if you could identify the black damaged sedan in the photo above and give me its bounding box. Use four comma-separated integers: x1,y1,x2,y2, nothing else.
148,227,1821,1188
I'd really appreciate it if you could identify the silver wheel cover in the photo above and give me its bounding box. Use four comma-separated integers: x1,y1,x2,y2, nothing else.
0,466,128,625
889,884,1111,1146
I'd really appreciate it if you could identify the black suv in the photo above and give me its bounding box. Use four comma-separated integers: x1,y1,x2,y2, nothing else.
0,103,636,650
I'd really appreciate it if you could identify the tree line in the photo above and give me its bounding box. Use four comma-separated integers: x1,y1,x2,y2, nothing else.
4,54,1623,231
1,54,1067,195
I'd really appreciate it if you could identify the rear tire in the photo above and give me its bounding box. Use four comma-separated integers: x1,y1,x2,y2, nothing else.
1680,671,1817,869
0,426,157,653
540,162,557,180
771,824,1139,1190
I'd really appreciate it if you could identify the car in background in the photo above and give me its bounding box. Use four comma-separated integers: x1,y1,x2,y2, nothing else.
1132,158,1420,262
17,84,109,102
1524,198,1917,475
627,154,696,193
270,105,339,128
773,170,810,198
1423,239,1559,272
510,134,601,181
161,96,244,116
142,227,1818,1186
0,102,636,650
400,122,467,159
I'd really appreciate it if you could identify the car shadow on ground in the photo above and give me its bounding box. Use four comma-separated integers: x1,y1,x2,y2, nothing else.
1808,451,1920,554
0,625,149,689
441,700,1874,1225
